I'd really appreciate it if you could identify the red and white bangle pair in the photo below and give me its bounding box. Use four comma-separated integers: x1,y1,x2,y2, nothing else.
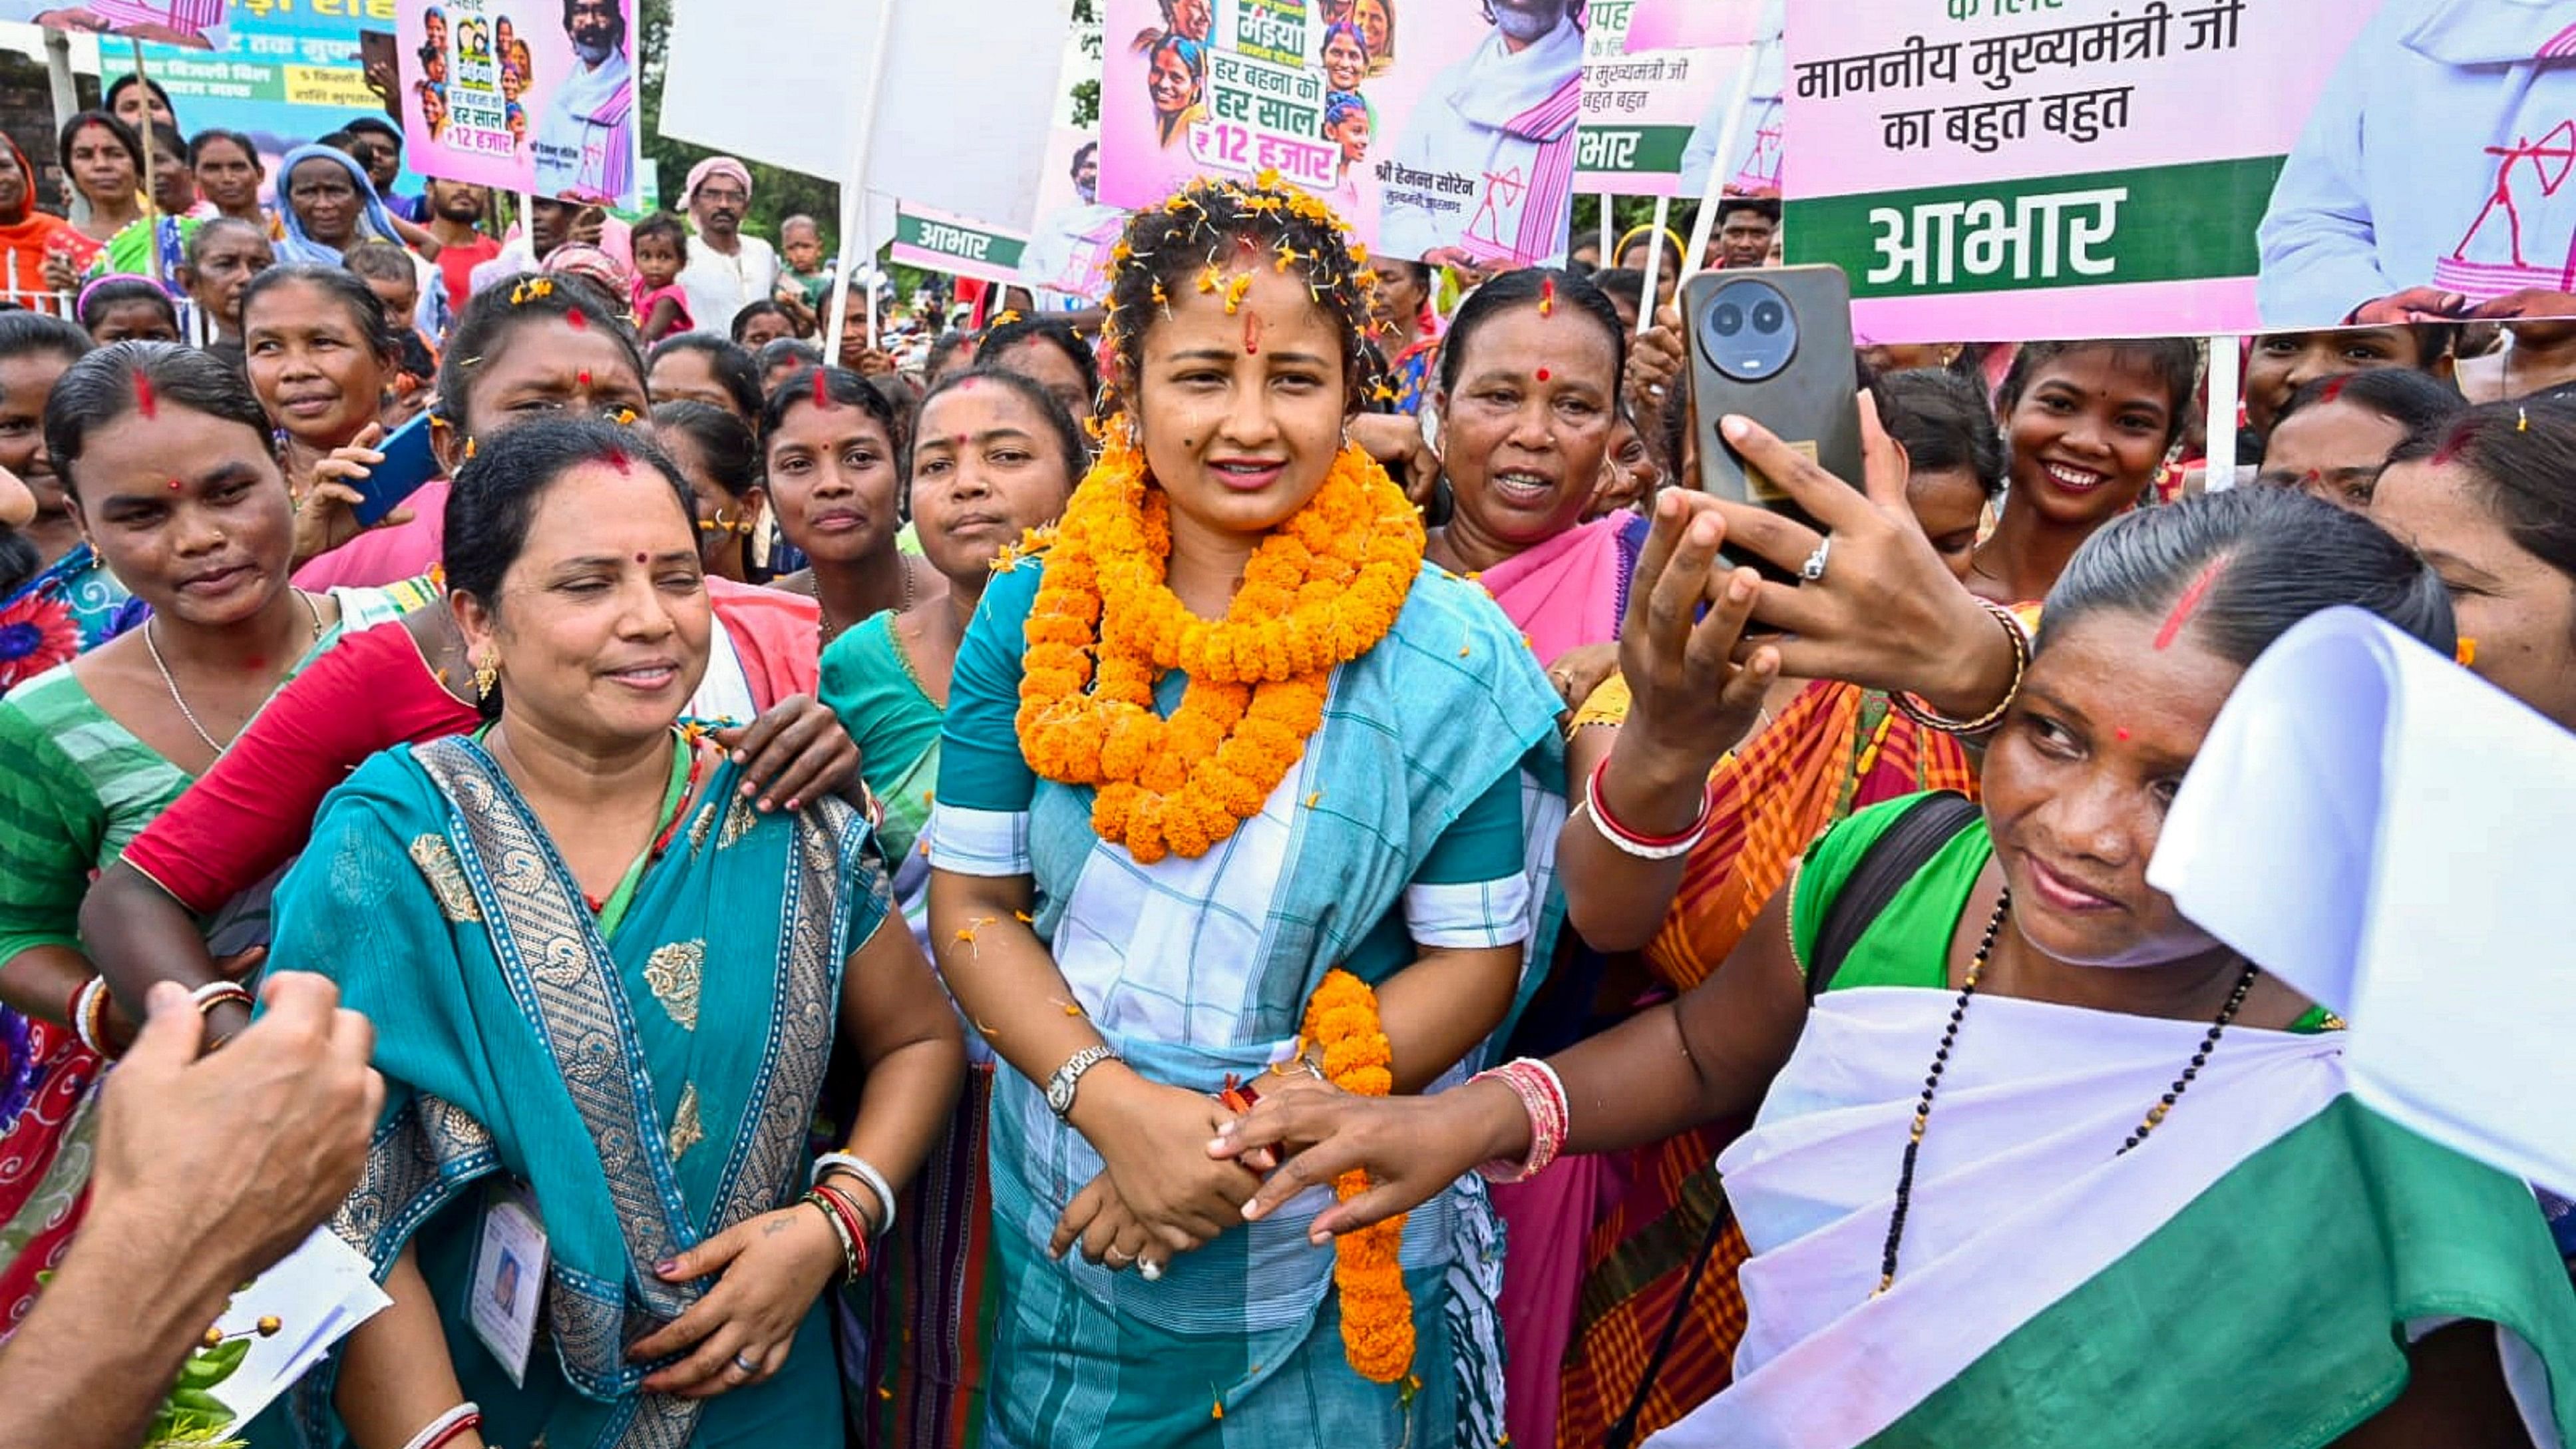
1472,1058,1570,1183
68,976,116,1057
1580,754,1718,861
401,1402,481,1449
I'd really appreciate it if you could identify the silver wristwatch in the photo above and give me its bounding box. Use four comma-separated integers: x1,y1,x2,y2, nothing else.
1046,1044,1119,1118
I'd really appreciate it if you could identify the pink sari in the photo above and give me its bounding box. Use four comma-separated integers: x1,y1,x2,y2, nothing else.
1475,513,1644,667
1473,509,1645,1449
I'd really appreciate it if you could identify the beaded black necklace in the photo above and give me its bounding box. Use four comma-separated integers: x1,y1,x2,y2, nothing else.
1873,889,2262,1298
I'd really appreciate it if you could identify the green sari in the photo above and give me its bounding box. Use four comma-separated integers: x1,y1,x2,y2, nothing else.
268,731,892,1449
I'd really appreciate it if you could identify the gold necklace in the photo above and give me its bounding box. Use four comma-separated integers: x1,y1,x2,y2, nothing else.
813,558,915,644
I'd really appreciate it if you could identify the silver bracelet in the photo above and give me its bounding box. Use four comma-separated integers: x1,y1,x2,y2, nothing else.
811,1152,896,1238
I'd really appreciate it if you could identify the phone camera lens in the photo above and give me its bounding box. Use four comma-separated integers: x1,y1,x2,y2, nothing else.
1751,300,1785,333
1713,303,1744,337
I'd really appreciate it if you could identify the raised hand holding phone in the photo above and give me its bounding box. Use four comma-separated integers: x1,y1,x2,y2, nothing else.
291,413,439,570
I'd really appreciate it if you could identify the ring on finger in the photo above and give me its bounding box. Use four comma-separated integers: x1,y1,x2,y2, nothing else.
1799,537,1833,584
730,1350,762,1377
1104,1248,1135,1269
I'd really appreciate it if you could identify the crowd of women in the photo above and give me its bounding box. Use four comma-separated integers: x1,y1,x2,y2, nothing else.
1,150,2575,1449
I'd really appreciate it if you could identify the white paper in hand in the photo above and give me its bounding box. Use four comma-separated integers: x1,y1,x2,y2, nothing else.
2149,607,2576,1199
208,1228,393,1427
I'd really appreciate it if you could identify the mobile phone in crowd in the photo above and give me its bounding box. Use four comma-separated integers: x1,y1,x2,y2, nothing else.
1686,264,1865,541
349,410,442,529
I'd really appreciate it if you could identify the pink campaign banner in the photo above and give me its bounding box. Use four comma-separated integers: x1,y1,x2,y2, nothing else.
0,0,226,49
397,0,638,208
1776,0,2576,341
1620,0,1759,55
1098,0,1582,268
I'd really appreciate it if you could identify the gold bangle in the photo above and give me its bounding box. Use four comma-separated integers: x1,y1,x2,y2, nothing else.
1889,599,2030,736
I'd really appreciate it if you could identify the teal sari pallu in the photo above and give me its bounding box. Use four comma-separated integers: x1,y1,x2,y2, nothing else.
267,735,890,1449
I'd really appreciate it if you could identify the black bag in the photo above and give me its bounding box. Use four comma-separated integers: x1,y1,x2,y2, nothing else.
1602,791,1981,1449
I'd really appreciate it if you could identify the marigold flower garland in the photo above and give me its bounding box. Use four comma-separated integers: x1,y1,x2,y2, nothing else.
1014,423,1423,861
1301,968,1413,1384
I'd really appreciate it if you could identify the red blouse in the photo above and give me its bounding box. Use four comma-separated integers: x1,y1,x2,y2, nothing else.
124,581,823,915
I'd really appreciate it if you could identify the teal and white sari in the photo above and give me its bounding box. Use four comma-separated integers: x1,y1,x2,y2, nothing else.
932,560,1565,1448
268,732,892,1449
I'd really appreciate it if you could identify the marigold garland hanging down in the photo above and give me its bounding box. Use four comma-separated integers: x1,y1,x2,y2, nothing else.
1301,968,1414,1384
1014,424,1424,862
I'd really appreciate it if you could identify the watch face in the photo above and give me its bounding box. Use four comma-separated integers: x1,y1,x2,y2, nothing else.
1047,1078,1072,1114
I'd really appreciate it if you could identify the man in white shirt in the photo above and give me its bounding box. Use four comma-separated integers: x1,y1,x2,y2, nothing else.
675,156,779,338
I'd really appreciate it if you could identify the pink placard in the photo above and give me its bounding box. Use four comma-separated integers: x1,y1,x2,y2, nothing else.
398,0,638,208
1621,0,1761,55
1099,0,1583,268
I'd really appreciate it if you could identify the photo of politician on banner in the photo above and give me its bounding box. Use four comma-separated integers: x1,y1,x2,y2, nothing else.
1099,0,1582,268
1784,1,2576,343
397,0,638,208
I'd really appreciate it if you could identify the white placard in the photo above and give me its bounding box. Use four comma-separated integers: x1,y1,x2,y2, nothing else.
657,0,1065,234
2150,607,2576,1198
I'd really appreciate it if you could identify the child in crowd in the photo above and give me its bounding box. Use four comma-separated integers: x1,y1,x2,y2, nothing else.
629,212,694,343
777,213,834,314
74,275,178,345
343,240,439,418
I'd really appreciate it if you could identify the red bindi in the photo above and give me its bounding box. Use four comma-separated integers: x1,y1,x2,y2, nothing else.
1244,311,1262,355
166,479,181,491
1535,367,1552,383
634,551,647,563
577,369,592,388
132,369,156,419
2115,727,2131,742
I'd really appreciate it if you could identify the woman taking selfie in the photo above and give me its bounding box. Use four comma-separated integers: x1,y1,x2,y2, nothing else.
1219,437,2576,1445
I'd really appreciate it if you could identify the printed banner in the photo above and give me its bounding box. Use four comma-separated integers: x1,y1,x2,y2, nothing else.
131,0,402,204
1098,0,1583,268
1021,124,1121,304
396,0,636,207
1576,0,1738,198
1781,0,2423,343
0,0,227,48
890,202,1030,288
1621,0,1758,55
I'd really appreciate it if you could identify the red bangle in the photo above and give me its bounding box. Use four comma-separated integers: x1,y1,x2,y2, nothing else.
63,976,86,1034
1585,755,1717,849
815,1182,872,1278
413,1408,481,1449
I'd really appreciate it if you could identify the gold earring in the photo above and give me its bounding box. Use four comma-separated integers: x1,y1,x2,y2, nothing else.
471,650,499,701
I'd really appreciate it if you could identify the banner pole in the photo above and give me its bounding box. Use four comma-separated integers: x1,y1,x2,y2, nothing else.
1636,194,1670,337
131,39,162,288
824,0,900,365
2203,334,2240,493
1596,192,1612,268
1680,37,1766,288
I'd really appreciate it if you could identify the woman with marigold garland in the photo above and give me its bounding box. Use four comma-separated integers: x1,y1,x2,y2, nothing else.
926,175,1563,1446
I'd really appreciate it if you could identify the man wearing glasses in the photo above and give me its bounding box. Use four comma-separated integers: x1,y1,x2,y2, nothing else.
532,0,635,205
675,156,778,342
